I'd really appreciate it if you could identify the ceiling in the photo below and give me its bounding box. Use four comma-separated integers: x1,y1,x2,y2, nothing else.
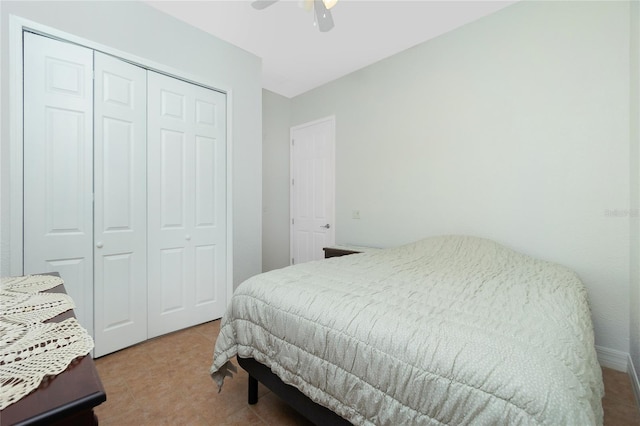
146,0,517,98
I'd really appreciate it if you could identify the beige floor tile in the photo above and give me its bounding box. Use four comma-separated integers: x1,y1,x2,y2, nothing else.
94,376,139,420
98,407,146,426
191,320,221,342
217,405,266,426
603,367,638,408
249,391,314,426
603,398,640,426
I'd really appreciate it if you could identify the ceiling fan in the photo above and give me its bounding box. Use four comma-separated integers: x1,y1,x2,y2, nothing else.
251,0,338,32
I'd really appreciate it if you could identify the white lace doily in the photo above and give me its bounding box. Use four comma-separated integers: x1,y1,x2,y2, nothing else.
0,318,94,410
1,275,64,293
1,291,75,325
0,274,94,410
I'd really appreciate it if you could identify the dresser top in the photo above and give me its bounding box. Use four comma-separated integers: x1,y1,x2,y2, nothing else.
325,245,381,253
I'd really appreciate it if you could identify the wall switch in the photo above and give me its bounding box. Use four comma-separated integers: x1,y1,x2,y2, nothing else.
352,210,361,219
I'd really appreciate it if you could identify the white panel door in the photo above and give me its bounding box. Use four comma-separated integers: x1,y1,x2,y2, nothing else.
93,52,148,357
290,117,335,264
147,72,227,337
23,33,94,332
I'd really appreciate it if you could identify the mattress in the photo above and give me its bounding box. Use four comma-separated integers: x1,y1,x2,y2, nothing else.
210,235,604,425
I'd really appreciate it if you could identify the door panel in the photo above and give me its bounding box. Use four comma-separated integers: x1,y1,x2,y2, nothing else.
159,248,186,313
101,253,133,329
195,245,216,304
148,72,227,337
23,33,94,333
102,117,134,230
93,52,147,357
195,136,217,226
160,129,186,228
291,118,335,264
46,109,85,233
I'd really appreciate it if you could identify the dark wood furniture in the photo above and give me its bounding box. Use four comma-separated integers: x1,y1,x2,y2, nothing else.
0,273,106,426
322,247,362,258
238,357,352,426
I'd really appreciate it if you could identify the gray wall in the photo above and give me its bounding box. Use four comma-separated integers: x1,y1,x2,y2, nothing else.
630,0,640,394
263,0,635,362
262,90,291,271
0,1,263,287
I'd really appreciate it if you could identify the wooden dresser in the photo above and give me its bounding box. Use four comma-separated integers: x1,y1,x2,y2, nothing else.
323,245,379,259
0,274,106,426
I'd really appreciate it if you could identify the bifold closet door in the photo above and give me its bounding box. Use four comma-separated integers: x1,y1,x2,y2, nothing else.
93,52,148,357
23,33,94,333
147,72,227,337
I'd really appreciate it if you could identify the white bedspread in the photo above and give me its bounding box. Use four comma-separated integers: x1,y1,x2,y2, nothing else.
210,235,604,425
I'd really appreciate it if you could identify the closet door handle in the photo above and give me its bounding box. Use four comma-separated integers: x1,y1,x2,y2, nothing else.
185,235,191,241
96,242,104,249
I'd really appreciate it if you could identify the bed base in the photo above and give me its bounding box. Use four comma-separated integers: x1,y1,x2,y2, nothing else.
237,357,352,425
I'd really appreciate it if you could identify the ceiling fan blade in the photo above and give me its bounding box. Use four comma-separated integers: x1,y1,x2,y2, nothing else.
313,0,334,32
251,0,279,10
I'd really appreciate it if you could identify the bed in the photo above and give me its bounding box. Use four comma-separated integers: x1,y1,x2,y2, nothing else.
210,235,604,425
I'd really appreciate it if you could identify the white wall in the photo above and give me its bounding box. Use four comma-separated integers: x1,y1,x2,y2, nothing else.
284,1,631,354
630,0,640,396
0,1,263,287
262,90,292,271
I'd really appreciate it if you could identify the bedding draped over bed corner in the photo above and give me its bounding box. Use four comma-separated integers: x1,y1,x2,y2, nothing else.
210,235,604,426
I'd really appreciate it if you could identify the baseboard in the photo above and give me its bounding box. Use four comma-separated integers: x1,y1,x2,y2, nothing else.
629,353,640,409
596,345,629,372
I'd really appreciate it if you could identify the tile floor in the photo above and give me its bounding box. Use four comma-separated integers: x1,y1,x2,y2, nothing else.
94,320,640,425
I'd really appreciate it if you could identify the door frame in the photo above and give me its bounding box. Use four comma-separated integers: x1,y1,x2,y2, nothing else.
289,115,336,264
8,16,234,306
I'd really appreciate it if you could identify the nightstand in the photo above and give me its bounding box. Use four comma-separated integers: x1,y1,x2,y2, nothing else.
322,245,380,259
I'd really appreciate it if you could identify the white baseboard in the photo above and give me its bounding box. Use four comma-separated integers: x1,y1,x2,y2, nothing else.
629,353,640,409
596,345,629,372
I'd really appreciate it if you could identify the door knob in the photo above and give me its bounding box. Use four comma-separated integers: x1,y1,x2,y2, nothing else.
185,235,191,241
320,224,330,229
96,242,104,249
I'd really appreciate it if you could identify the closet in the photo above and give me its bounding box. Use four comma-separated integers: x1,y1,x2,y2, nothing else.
22,32,227,357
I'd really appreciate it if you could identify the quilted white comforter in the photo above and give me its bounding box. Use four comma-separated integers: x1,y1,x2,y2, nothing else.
210,236,604,425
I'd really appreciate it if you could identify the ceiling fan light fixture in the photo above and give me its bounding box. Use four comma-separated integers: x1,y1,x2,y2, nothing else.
322,0,338,10
313,0,334,32
252,0,335,32
300,0,314,11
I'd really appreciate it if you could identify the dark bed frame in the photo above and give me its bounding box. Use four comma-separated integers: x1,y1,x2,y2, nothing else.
237,357,352,425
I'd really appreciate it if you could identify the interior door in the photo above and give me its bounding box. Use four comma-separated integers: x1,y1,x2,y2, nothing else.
23,32,95,333
93,52,148,357
147,71,227,337
290,117,336,264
